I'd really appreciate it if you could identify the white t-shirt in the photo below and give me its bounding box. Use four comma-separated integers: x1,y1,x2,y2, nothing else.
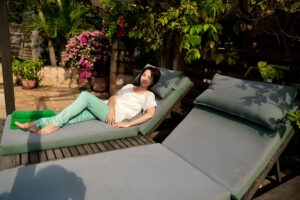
105,84,157,122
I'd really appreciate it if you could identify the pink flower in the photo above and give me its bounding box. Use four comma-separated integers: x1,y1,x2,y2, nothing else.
84,71,90,76
79,78,85,82
81,38,87,43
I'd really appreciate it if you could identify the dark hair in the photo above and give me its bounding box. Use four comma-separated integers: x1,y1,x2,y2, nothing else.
139,66,161,88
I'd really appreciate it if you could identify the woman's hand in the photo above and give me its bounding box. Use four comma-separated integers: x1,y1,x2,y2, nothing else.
113,121,131,128
106,109,115,125
106,93,119,126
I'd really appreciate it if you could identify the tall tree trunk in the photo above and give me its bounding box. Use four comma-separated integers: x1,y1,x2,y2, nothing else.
239,0,250,13
37,8,57,66
173,34,186,72
159,32,174,68
59,36,67,66
48,37,57,66
31,29,39,60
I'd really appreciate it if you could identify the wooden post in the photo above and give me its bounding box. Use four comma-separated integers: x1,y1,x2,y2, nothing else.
0,0,15,115
109,40,119,95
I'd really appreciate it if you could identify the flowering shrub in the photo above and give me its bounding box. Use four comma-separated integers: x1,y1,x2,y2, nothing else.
62,30,111,82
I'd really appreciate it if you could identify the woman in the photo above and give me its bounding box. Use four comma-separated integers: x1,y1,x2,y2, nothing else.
15,66,161,135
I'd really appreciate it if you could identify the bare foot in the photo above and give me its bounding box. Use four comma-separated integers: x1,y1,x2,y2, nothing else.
37,122,59,135
15,121,38,133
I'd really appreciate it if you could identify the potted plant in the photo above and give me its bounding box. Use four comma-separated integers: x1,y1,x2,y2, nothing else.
62,30,111,91
12,58,43,89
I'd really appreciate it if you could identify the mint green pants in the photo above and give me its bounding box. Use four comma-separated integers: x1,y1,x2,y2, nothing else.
35,91,110,128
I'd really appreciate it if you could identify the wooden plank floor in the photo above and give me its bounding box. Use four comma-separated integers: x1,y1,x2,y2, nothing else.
254,176,300,200
0,119,155,171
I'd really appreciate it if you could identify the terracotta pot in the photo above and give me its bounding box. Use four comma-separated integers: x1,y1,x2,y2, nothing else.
91,76,109,92
21,79,36,89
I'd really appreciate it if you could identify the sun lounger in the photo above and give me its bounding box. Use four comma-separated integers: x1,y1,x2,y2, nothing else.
163,75,298,200
0,74,297,200
163,105,295,200
0,144,230,200
0,65,193,155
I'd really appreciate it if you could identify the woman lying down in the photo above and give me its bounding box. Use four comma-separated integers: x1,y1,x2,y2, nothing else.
15,66,161,135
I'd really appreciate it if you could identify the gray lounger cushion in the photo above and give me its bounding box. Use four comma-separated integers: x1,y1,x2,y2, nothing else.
0,115,138,155
163,106,294,200
0,144,230,200
194,74,298,130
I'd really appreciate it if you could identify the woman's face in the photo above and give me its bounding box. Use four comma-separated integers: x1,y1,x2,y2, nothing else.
140,69,153,89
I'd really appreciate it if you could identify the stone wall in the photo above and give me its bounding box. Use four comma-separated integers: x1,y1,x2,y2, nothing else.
110,40,136,95
0,63,80,88
7,23,41,60
38,66,81,88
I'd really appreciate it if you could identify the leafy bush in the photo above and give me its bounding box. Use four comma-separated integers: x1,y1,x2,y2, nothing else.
288,111,300,129
12,58,43,80
128,0,226,63
245,61,289,81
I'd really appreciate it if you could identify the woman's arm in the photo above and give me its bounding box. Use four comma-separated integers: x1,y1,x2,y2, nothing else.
113,107,155,128
106,93,119,125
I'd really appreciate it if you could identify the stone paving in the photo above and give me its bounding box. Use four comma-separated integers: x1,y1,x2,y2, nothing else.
0,86,109,119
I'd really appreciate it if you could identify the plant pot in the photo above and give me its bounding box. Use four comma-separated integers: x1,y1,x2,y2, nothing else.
21,79,36,89
91,76,109,92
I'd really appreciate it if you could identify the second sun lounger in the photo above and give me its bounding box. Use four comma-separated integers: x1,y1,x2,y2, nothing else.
0,144,230,200
163,75,298,200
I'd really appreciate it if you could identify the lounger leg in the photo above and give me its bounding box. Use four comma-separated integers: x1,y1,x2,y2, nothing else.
275,159,282,183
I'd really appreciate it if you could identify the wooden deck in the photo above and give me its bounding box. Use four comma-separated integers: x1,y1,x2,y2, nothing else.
0,119,155,172
254,176,300,200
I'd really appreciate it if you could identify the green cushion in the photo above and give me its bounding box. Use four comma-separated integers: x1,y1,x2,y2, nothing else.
133,64,182,98
194,74,298,130
138,77,193,135
10,110,56,129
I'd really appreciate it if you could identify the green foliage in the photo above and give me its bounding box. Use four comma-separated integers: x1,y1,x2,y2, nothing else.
128,0,227,63
245,61,288,81
250,0,300,14
288,111,300,129
12,58,43,80
100,0,136,41
26,0,89,41
7,0,30,24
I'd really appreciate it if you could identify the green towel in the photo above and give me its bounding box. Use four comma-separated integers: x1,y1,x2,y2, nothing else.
10,110,56,129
